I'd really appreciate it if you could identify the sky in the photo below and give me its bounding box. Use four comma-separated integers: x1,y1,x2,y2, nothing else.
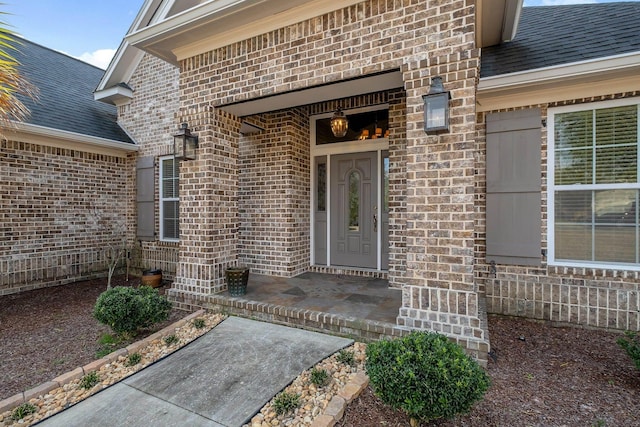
2,0,638,70
4,0,145,69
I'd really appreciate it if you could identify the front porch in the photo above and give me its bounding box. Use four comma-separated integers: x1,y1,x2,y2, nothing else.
168,272,407,342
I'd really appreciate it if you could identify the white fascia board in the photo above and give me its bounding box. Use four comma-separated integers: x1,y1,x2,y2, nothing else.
501,0,523,42
126,0,265,53
478,51,640,92
7,122,139,153
126,0,361,65
96,41,146,94
96,0,169,93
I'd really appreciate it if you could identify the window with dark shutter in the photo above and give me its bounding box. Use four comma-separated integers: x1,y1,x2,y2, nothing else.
136,156,155,240
486,108,542,266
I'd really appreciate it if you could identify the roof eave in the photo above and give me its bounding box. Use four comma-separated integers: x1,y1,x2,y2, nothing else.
95,0,165,96
5,122,138,154
125,0,364,65
94,84,134,106
477,52,640,112
476,0,523,48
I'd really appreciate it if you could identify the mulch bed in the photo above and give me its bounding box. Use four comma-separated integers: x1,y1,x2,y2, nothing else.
2,277,640,427
0,275,188,400
337,315,640,426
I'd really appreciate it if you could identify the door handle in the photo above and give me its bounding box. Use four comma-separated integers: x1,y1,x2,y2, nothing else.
373,213,378,232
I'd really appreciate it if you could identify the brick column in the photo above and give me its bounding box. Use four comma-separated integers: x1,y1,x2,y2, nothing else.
170,106,241,296
397,51,489,362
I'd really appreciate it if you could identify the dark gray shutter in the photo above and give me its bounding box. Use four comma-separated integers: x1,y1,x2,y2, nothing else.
486,108,541,266
136,156,155,240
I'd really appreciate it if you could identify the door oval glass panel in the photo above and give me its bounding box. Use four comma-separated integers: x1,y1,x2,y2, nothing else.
349,170,360,231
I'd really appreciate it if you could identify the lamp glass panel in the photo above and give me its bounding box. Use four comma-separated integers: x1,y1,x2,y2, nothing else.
174,136,185,159
426,95,447,129
184,136,196,160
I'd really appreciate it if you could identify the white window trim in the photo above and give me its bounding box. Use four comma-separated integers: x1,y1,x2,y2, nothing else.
159,155,179,242
547,97,640,271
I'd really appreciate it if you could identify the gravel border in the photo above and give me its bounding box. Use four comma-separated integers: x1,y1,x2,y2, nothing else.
0,312,370,427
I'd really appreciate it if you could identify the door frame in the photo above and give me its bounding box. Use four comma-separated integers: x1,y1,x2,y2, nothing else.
310,105,389,271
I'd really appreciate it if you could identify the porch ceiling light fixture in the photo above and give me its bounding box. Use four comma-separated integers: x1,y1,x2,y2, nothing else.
422,76,451,134
173,122,198,161
330,107,349,138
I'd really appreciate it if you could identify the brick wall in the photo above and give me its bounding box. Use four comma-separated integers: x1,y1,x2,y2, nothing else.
0,140,131,295
118,53,181,278
476,91,640,331
169,106,242,295
238,108,311,277
171,0,487,360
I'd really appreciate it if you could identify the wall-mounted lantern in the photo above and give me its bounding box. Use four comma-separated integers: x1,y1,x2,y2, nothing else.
173,122,198,161
330,107,349,138
422,76,450,134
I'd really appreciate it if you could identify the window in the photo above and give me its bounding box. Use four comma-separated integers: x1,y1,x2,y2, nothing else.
159,156,179,241
549,99,639,269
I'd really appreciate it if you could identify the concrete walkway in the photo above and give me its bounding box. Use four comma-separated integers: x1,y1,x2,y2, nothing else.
36,317,353,427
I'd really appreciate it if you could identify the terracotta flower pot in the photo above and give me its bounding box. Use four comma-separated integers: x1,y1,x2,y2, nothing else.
141,269,162,288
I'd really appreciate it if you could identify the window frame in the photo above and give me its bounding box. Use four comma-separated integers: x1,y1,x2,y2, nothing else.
159,155,179,242
548,97,640,270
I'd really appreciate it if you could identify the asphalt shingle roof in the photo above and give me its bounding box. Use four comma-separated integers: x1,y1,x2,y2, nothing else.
13,37,133,144
481,2,640,78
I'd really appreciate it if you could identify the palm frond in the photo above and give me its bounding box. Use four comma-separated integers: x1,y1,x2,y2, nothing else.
0,10,38,133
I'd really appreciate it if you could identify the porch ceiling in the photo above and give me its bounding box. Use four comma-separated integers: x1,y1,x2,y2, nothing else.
221,70,404,118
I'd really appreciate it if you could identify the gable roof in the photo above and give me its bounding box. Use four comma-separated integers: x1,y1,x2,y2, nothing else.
96,0,521,105
14,37,133,144
481,2,640,77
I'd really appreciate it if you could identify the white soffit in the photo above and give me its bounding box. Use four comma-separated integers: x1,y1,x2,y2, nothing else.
221,71,404,117
93,83,134,105
126,0,363,65
476,0,523,48
476,52,640,112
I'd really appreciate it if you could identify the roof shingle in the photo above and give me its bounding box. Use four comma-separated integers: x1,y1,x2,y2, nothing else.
13,37,133,144
481,3,640,78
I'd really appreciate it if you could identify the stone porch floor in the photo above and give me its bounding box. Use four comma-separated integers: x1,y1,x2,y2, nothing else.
169,272,407,342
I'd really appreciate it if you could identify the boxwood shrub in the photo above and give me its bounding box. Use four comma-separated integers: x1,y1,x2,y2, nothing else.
93,286,171,335
617,330,640,371
366,331,490,423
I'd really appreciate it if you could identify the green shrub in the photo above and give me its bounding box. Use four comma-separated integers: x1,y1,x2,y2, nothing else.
79,371,100,390
164,334,179,346
309,367,330,387
11,403,37,421
272,391,300,416
366,331,490,423
617,330,640,370
336,349,355,366
126,353,142,367
93,286,171,335
192,318,207,329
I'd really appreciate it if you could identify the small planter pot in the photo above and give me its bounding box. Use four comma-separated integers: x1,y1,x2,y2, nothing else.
141,269,162,288
225,267,249,297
